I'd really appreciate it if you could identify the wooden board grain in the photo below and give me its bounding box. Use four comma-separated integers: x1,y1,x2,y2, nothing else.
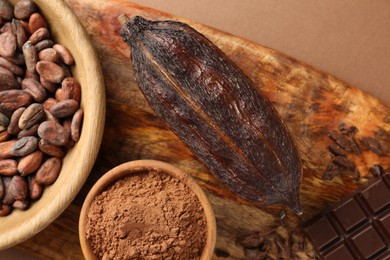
16,0,390,259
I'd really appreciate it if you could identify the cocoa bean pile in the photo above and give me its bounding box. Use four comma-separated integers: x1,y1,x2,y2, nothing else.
0,0,83,216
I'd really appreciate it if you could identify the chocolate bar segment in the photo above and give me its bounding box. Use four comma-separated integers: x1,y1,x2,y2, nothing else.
304,174,390,259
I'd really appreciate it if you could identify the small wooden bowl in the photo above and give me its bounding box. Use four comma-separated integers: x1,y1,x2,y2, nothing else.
0,0,105,250
79,160,216,260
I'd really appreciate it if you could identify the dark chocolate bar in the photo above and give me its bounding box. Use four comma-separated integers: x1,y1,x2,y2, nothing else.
304,174,390,259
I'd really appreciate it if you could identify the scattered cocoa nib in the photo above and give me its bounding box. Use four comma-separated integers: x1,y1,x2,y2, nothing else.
333,156,355,170
359,137,384,156
338,122,358,136
328,130,354,152
328,144,347,156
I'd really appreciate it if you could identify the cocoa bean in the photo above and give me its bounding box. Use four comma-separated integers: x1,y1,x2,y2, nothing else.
2,176,12,204
0,0,14,20
0,159,17,176
12,18,27,49
29,27,50,45
18,103,44,129
18,150,43,176
0,139,16,159
37,121,68,146
28,12,47,34
14,0,37,20
0,131,10,142
22,41,38,74
0,177,3,199
10,136,38,157
28,175,42,200
12,199,29,210
38,48,58,62
71,108,83,142
17,123,38,138
53,44,74,65
0,22,12,33
42,97,58,110
24,70,39,81
49,99,79,118
63,119,74,148
0,204,11,216
43,108,59,123
7,51,25,66
7,107,24,135
34,39,54,52
8,175,28,201
0,112,9,131
35,157,61,185
0,56,24,76
0,89,32,112
0,65,13,77
54,88,64,101
39,76,57,93
0,31,17,57
21,77,47,102
0,73,20,90
61,77,81,102
36,60,65,83
38,138,64,157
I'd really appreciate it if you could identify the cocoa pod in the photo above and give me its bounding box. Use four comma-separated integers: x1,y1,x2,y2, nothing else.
38,48,58,62
34,39,54,52
35,157,61,185
120,16,303,213
38,138,64,157
61,77,81,102
0,204,11,216
0,0,14,20
0,139,16,159
0,73,20,91
18,103,44,129
7,107,24,135
0,131,10,142
53,44,74,65
0,31,16,57
49,99,79,118
0,57,24,75
28,175,42,200
22,41,38,74
12,18,27,49
12,199,29,210
29,27,49,45
36,60,65,83
17,123,38,138
0,112,9,131
0,159,17,176
8,175,28,201
28,12,47,34
14,0,37,20
10,136,38,157
0,89,32,112
21,77,47,102
71,108,83,142
37,121,68,146
18,150,43,176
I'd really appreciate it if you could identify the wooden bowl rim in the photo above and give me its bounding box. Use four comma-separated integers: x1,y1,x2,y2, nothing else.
79,160,217,260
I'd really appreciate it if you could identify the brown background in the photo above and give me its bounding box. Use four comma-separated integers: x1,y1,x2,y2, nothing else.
1,0,389,259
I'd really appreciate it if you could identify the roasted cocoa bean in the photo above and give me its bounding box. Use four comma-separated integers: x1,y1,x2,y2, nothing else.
7,107,24,135
8,175,28,201
38,138,64,157
34,39,54,52
61,77,81,102
0,131,10,142
49,99,79,118
71,108,83,142
42,97,57,110
36,60,65,83
0,56,24,75
12,18,27,49
43,108,59,123
28,12,47,34
38,48,58,62
18,103,44,129
0,159,17,176
0,139,16,159
53,44,74,65
0,73,20,90
0,89,32,112
62,119,74,148
28,175,42,200
29,27,49,45
17,123,38,138
54,88,64,101
21,77,47,102
37,120,68,146
0,65,13,77
18,150,43,176
2,176,13,204
0,0,14,20
39,76,56,93
22,41,38,73
35,157,61,185
14,0,37,20
0,31,16,57
10,136,38,157
0,112,9,131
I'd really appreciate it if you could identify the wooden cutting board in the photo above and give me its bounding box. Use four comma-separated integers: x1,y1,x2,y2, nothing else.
16,0,390,259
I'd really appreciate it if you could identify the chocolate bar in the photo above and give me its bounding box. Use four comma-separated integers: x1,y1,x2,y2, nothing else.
304,174,390,259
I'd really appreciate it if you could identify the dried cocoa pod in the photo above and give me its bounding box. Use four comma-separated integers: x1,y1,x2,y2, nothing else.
71,108,83,142
35,157,61,185
38,48,58,63
49,99,79,118
36,60,65,83
38,138,64,157
14,0,37,20
120,16,303,213
10,136,38,157
0,0,14,20
21,77,47,102
28,12,47,34
0,73,20,91
37,120,68,146
0,31,16,57
61,77,81,102
28,175,43,200
18,103,44,129
53,44,74,65
12,18,27,49
0,89,32,112
18,150,43,176
0,159,18,176
7,107,24,135
22,41,38,74
0,139,16,159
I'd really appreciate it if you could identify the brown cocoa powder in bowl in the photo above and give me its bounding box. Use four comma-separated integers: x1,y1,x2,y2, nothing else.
85,170,207,260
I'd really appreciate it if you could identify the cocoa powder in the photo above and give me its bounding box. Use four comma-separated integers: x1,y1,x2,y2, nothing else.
85,170,207,260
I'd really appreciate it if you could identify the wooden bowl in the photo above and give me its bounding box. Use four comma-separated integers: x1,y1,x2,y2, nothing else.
0,0,105,249
79,160,216,260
